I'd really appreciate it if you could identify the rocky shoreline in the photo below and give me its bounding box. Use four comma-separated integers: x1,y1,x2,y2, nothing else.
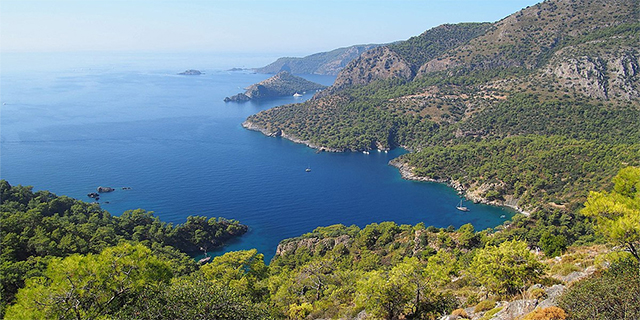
389,158,530,216
242,120,345,153
243,119,529,216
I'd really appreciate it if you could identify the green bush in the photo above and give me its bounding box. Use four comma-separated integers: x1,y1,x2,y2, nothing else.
474,299,496,313
559,258,640,319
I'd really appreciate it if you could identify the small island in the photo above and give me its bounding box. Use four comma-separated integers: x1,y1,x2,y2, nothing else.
178,69,202,75
96,186,114,193
224,71,326,102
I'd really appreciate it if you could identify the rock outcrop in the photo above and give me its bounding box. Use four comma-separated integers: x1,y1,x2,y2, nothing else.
97,186,114,193
223,93,251,102
439,265,597,320
316,46,415,98
545,46,639,100
276,234,351,256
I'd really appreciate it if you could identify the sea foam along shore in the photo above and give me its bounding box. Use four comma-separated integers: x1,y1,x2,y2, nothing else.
388,158,531,216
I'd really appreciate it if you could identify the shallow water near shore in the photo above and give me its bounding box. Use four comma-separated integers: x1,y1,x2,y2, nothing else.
1,52,514,261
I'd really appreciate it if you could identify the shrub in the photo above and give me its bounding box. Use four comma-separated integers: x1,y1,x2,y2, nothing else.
479,307,503,320
559,258,640,319
451,308,469,319
528,288,547,300
521,306,568,320
549,262,581,276
474,299,496,313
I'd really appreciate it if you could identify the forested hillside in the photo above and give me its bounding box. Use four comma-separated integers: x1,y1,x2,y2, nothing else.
4,0,640,318
3,167,639,319
0,180,247,315
225,71,327,102
245,0,640,213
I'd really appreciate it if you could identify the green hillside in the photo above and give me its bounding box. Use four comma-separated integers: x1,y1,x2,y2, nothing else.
225,71,327,102
245,0,640,213
3,168,639,319
3,0,640,318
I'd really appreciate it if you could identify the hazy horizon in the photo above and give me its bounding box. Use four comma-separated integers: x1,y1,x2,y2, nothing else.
2,0,540,57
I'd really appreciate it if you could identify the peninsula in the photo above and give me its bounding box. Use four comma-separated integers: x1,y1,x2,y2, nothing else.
224,71,326,102
244,0,640,215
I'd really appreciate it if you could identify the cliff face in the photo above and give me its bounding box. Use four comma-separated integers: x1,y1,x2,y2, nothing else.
544,44,639,100
254,44,382,75
318,0,639,101
317,46,414,98
418,0,639,76
318,23,493,98
251,0,640,135
224,71,326,101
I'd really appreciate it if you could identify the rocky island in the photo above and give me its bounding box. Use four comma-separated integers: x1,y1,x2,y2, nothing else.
178,69,202,75
224,71,326,102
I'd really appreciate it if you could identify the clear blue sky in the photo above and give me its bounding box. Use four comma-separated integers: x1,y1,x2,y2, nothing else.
1,0,541,55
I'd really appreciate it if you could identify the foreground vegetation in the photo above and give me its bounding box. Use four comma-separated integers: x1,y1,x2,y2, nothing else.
2,166,638,319
3,1,639,318
0,180,247,315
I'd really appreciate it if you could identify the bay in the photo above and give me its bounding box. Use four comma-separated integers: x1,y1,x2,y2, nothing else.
0,52,514,261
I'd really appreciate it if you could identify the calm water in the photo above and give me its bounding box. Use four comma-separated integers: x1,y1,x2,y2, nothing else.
1,52,514,261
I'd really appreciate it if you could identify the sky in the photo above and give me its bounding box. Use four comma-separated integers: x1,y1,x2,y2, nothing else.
1,0,541,56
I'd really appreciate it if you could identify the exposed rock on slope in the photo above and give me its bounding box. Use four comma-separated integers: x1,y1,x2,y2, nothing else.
419,0,640,76
318,23,494,98
224,71,326,102
244,0,640,212
545,45,639,100
318,46,415,97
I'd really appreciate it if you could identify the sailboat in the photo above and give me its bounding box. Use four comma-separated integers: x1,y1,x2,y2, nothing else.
456,199,470,212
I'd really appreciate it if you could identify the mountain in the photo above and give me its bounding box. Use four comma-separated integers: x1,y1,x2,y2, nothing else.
224,71,327,102
254,44,382,75
244,0,640,212
317,23,494,97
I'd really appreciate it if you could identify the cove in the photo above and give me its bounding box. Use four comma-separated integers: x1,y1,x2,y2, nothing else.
0,52,515,262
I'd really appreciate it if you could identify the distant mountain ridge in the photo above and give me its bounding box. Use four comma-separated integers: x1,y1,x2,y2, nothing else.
245,0,640,212
254,44,383,75
224,71,326,102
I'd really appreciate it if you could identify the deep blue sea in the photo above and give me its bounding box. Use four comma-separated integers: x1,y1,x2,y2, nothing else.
1,52,514,261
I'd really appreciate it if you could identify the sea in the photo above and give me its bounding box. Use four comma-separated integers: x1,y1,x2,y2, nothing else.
0,52,514,261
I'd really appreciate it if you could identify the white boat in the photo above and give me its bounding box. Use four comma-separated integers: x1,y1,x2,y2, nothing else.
456,199,470,212
293,92,303,97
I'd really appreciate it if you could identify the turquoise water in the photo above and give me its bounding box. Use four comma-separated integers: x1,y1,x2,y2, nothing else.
0,52,514,261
